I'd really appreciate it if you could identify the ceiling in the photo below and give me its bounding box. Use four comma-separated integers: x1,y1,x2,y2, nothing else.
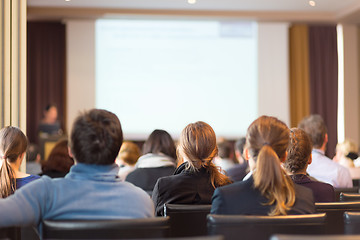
27,0,360,24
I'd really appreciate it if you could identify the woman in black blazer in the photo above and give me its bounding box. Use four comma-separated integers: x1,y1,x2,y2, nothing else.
152,121,232,216
211,116,315,216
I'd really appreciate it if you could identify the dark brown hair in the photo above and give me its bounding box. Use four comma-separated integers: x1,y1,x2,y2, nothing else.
0,126,28,198
178,121,232,188
246,116,294,215
143,129,176,160
70,109,123,165
284,128,313,173
42,140,74,173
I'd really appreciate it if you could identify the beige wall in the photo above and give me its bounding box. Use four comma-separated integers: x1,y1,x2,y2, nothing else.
257,22,290,126
66,20,96,134
342,24,360,146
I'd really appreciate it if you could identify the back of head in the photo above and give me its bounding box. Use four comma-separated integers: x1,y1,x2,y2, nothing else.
42,140,74,173
284,128,313,174
246,116,294,215
142,129,176,160
298,114,327,149
26,144,40,162
118,141,141,165
178,121,231,187
235,137,246,159
70,109,123,165
336,140,358,159
217,140,232,159
0,126,28,198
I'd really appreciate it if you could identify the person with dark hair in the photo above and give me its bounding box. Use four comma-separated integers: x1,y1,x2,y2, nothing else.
298,114,352,188
0,109,154,228
213,140,235,172
226,137,249,182
38,104,62,136
211,116,315,216
284,128,335,202
0,127,40,198
126,129,177,192
26,144,42,175
152,121,232,216
40,139,74,178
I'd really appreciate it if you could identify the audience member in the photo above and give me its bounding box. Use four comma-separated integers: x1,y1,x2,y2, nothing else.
333,139,358,168
26,144,41,175
152,121,232,216
38,104,62,136
226,137,249,182
211,116,315,215
0,127,40,198
298,115,353,188
284,128,335,202
40,139,74,178
0,109,154,228
116,141,141,180
126,129,177,192
213,140,235,172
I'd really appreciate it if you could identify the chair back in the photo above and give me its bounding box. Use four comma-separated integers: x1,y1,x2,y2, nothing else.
340,193,360,202
344,211,360,234
164,204,211,237
334,187,359,201
315,202,360,234
271,234,360,240
42,217,170,239
207,213,326,240
0,227,21,240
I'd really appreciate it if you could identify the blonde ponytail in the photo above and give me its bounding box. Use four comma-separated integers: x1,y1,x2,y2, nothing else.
246,116,294,215
0,158,16,198
253,145,295,215
179,121,232,188
0,126,28,198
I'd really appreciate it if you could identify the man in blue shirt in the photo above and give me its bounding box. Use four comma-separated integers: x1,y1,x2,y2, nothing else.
0,109,154,228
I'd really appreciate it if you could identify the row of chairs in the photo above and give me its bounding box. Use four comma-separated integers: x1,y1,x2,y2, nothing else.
3,203,360,240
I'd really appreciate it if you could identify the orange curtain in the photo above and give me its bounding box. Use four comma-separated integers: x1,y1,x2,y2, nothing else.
289,25,310,128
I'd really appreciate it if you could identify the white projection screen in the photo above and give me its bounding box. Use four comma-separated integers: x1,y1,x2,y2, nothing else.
95,19,258,140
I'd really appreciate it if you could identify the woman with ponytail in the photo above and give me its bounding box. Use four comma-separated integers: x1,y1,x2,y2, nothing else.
211,116,315,215
152,121,232,216
0,126,39,198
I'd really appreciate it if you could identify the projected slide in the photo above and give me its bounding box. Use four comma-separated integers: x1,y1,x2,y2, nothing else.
96,19,258,139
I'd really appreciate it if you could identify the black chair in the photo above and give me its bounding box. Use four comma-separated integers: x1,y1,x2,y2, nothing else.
42,217,170,239
340,193,360,202
352,179,360,188
0,227,20,240
207,213,326,240
344,211,360,234
334,187,359,201
315,202,360,234
271,234,360,240
163,204,211,237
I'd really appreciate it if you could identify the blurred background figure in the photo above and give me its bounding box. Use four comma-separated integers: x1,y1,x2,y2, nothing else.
38,104,62,136
26,144,42,175
126,129,177,193
116,141,141,181
333,139,358,168
226,137,249,182
40,139,74,178
213,140,235,172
